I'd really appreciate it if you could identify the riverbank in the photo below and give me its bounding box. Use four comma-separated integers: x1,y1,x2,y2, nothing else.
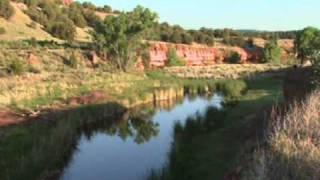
0,76,283,180
0,64,288,127
238,67,320,180
241,90,320,180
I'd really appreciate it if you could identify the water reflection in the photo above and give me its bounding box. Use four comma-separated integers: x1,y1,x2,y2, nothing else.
0,93,223,180
60,94,223,180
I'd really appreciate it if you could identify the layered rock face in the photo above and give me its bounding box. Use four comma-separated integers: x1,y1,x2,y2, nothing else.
149,42,217,67
148,39,294,68
149,42,251,67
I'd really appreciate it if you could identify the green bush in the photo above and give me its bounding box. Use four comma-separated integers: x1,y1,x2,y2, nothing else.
7,58,26,75
0,27,6,35
167,48,186,67
0,0,14,19
261,40,281,64
218,80,247,99
227,51,241,64
48,18,76,41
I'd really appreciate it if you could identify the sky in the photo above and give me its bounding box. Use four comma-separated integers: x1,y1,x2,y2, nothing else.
79,0,320,31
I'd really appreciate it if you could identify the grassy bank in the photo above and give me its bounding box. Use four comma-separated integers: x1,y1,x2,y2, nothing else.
0,66,254,112
241,90,320,180
148,76,283,180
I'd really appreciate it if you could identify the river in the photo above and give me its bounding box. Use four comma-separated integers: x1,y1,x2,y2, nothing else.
60,94,223,180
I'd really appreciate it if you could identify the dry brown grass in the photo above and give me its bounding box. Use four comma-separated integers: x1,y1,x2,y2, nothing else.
165,64,288,79
242,90,320,180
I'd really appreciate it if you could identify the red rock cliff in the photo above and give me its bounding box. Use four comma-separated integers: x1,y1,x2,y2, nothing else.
149,42,218,67
148,42,252,67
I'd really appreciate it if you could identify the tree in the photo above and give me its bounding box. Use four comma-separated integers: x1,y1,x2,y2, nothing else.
295,27,320,64
261,40,281,64
93,6,158,71
0,0,14,19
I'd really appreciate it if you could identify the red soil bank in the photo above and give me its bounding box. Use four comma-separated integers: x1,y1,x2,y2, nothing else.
0,108,24,127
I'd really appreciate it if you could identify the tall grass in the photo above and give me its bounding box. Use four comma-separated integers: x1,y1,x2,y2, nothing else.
242,90,320,180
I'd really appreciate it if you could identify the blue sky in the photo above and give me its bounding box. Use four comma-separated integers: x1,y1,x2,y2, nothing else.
79,0,319,31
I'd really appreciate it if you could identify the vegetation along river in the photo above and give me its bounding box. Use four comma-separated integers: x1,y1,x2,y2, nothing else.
0,77,283,180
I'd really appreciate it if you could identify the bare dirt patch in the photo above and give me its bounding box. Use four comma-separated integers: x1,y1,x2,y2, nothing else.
0,108,24,126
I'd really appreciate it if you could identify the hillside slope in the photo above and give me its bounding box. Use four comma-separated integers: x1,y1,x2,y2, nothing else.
0,3,60,41
0,2,91,42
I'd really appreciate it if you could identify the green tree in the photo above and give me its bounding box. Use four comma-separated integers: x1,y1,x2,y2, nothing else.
261,40,281,64
295,27,320,64
93,6,158,71
0,0,14,19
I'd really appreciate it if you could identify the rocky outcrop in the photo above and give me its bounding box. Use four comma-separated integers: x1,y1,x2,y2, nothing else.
149,42,217,68
62,0,73,6
149,42,260,68
148,39,294,68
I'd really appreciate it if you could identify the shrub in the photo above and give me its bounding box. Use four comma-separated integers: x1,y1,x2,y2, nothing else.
7,58,26,75
0,0,14,19
0,27,6,35
48,18,76,41
218,80,247,99
227,51,241,64
261,40,281,64
167,48,186,66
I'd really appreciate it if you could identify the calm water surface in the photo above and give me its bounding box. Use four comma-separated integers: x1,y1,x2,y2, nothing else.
60,94,223,180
